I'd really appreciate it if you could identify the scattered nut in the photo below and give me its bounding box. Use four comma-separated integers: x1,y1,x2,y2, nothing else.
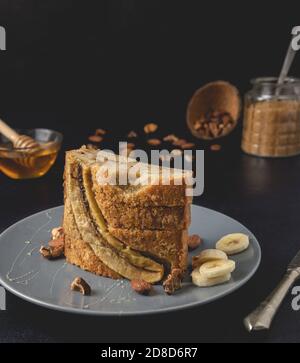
39,244,64,260
51,227,64,240
127,131,138,138
188,234,203,250
131,279,152,295
210,144,222,151
147,138,161,146
181,142,195,149
163,269,183,295
144,123,158,134
49,237,65,250
39,246,52,259
95,128,106,136
163,134,179,142
194,121,202,131
71,277,91,296
193,110,235,139
88,135,103,143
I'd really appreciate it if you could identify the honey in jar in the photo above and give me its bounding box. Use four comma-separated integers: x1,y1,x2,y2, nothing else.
0,129,62,179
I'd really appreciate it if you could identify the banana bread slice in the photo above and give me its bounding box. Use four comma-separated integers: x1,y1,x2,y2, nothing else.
63,147,192,292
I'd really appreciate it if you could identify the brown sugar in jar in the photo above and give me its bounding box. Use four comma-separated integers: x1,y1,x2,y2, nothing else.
242,78,300,157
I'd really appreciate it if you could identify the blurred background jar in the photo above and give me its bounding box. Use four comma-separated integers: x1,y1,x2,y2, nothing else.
242,77,300,157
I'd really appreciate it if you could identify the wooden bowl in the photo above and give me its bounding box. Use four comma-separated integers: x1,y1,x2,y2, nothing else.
187,81,241,140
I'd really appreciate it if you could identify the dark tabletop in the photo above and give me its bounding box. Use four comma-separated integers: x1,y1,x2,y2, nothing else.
0,0,300,343
0,115,300,343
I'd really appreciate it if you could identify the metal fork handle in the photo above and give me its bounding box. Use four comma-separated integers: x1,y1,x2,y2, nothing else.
244,270,300,332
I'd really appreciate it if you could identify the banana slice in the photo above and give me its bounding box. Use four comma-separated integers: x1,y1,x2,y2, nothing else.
192,249,228,269
199,259,236,279
192,269,231,287
216,233,249,255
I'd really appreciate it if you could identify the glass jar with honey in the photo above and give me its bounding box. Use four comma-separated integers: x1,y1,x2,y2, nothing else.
0,129,63,179
242,77,300,157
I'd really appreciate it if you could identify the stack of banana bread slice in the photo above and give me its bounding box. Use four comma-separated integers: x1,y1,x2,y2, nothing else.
63,146,193,293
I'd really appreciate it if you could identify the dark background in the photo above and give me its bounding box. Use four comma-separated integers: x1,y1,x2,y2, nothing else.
0,0,300,343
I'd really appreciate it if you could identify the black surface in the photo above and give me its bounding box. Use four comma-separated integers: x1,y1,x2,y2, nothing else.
0,0,300,343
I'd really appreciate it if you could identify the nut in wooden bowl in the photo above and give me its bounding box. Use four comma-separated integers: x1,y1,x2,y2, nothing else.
187,81,241,140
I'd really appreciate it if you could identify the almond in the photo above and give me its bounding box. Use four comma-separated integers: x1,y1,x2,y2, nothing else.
144,123,158,134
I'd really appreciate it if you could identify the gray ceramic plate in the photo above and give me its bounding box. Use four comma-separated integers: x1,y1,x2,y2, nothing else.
0,205,261,316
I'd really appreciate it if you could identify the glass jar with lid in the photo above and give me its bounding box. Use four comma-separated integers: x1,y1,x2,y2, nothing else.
242,77,300,157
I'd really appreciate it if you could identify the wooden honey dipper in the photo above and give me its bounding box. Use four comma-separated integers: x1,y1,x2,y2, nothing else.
0,119,40,150
0,119,41,168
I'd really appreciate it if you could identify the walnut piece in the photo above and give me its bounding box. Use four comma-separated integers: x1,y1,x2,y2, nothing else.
39,243,64,260
131,279,152,295
71,277,91,296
